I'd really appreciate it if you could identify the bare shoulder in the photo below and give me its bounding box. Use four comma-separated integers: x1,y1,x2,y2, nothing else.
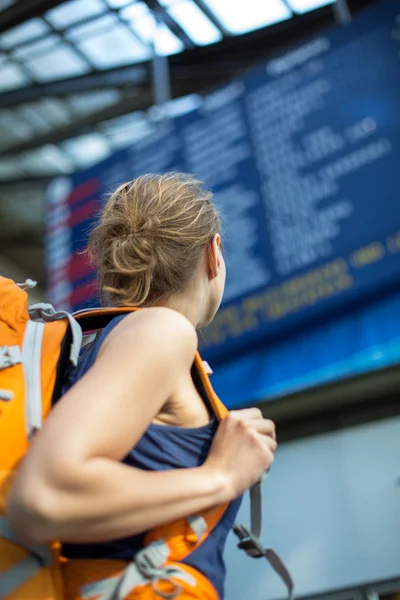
99,307,198,367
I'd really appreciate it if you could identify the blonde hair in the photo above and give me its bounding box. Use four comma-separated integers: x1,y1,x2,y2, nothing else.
88,172,221,306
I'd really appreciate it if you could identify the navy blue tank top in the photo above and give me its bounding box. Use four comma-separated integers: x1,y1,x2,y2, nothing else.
62,316,242,599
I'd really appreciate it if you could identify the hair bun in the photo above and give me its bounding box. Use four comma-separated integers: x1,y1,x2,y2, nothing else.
88,173,221,306
119,233,154,273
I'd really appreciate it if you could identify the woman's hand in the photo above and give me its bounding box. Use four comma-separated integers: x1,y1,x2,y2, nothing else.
203,408,277,499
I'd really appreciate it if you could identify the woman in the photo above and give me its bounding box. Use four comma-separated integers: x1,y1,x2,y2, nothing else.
7,173,277,599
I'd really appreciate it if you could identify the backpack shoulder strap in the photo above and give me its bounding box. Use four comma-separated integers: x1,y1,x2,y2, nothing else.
73,307,138,334
193,352,228,422
29,303,82,366
193,351,294,598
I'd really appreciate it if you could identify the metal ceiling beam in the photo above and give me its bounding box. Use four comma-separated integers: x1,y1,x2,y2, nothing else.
0,73,226,156
0,174,52,186
141,0,195,49
0,64,149,108
191,0,231,37
280,0,295,15
0,96,152,155
0,0,68,33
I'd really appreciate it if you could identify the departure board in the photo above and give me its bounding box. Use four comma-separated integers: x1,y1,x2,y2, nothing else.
46,0,400,363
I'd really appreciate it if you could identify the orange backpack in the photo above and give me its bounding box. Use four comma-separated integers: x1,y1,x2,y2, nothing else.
0,275,293,600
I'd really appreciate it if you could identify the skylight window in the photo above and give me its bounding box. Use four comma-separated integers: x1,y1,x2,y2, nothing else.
78,26,150,69
166,0,222,46
0,18,49,49
0,109,34,142
0,158,25,178
46,0,106,29
63,134,111,167
19,146,75,175
66,13,119,42
68,90,122,116
288,0,334,13
121,3,184,55
12,34,60,60
105,0,133,7
24,45,90,82
200,0,290,34
0,109,33,142
105,114,155,149
40,99,72,127
18,104,53,134
0,62,29,92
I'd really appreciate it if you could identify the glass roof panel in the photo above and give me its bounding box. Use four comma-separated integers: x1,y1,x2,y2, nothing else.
12,34,60,60
0,158,25,179
0,62,29,92
63,133,111,167
18,145,75,175
46,0,106,29
106,116,155,150
166,0,222,46
105,0,133,7
200,0,290,34
158,0,182,5
0,18,49,50
66,13,119,42
77,25,150,68
0,110,33,142
24,44,90,82
120,2,149,23
68,89,122,116
39,98,73,127
153,22,184,55
18,104,53,134
122,3,184,55
288,0,334,13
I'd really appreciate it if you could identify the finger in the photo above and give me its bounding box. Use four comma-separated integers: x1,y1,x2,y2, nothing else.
259,434,277,453
248,418,276,439
230,407,263,422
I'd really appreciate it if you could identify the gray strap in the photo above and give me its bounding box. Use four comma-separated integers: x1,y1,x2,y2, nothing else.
0,345,22,370
233,523,294,600
262,548,294,600
81,574,120,600
0,516,52,565
0,516,52,598
22,321,45,437
82,563,195,600
16,279,37,291
0,344,22,401
28,303,82,366
0,555,43,598
250,480,263,539
187,515,207,541
81,540,195,600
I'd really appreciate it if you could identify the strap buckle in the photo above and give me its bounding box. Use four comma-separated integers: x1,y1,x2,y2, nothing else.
134,540,169,577
0,345,22,370
233,523,265,558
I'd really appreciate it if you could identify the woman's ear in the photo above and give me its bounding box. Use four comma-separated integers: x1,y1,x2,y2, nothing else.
207,234,221,281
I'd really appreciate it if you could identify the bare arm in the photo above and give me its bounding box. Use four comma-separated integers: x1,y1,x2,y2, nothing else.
6,308,230,544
